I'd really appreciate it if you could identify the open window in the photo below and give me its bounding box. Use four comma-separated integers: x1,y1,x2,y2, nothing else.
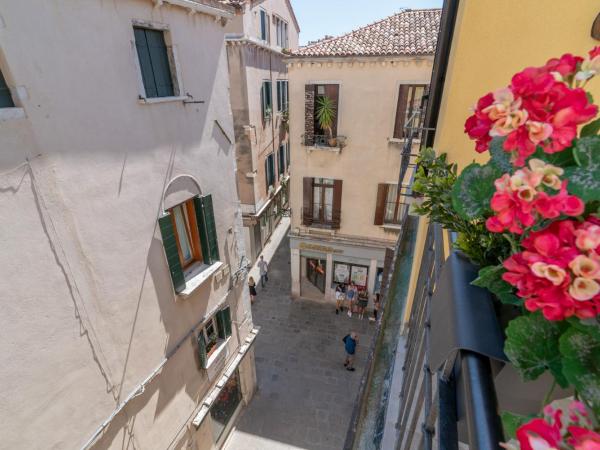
374,183,404,225
392,84,428,140
260,80,272,122
265,153,275,193
302,177,342,229
194,306,232,369
259,9,270,43
158,195,220,293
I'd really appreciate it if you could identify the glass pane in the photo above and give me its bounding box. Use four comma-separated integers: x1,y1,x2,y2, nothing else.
210,370,242,443
324,187,333,222
323,178,334,185
385,185,398,223
173,205,192,262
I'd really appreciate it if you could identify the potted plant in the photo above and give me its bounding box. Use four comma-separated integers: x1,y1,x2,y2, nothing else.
315,95,337,147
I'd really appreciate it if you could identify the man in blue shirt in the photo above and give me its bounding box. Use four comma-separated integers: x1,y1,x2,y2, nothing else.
343,332,358,371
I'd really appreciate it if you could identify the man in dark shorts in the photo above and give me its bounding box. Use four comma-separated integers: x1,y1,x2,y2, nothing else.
342,332,358,371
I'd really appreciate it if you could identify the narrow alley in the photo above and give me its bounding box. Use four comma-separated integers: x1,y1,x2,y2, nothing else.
225,235,375,450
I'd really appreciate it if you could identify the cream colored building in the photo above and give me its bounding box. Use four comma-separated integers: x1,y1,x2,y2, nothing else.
286,9,440,303
0,1,258,449
225,0,299,263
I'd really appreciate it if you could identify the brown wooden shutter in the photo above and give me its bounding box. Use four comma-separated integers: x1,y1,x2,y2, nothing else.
304,85,315,146
325,84,339,138
393,85,409,139
302,177,314,226
331,179,343,229
374,184,389,225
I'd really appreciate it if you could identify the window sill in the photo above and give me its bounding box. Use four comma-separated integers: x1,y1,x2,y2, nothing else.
204,336,231,369
179,261,224,298
0,107,26,122
388,138,421,144
305,145,341,154
382,223,402,231
138,96,188,105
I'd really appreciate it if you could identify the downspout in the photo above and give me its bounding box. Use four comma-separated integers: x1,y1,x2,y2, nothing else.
423,0,460,148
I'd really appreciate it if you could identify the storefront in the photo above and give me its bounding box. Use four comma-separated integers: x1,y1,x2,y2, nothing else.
290,235,391,304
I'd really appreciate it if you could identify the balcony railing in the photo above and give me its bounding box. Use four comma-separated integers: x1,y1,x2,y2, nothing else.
302,134,347,150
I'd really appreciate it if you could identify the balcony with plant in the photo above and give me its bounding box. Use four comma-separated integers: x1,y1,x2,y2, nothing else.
304,95,347,150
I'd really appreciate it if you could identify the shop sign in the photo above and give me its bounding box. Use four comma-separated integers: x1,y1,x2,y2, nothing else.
334,263,350,284
299,242,343,254
351,266,368,287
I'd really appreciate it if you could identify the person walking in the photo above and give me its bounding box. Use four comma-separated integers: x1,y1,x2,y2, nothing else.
248,276,257,304
257,255,269,288
370,293,381,323
342,331,358,371
346,283,356,317
335,284,346,314
357,291,368,320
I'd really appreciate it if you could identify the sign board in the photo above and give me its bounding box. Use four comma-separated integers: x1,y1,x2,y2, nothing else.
334,263,350,284
351,266,368,287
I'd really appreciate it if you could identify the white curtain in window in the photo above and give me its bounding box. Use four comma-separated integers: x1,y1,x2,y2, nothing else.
385,184,399,223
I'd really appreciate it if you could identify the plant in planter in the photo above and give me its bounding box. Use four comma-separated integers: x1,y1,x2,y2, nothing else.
315,95,337,147
414,47,600,442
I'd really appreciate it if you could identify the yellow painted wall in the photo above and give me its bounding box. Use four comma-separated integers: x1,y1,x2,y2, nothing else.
434,0,600,169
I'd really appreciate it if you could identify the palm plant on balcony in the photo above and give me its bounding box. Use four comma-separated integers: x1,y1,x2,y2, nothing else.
414,47,600,447
315,95,337,147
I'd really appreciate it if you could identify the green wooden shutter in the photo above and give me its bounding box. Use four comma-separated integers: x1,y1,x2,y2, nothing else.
222,306,232,337
197,332,207,368
278,145,285,176
0,70,15,108
216,310,226,339
194,195,220,264
158,214,186,293
145,29,174,98
134,27,158,98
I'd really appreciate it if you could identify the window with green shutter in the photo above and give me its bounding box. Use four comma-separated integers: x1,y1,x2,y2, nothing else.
0,69,15,108
194,194,220,264
158,214,186,293
261,80,272,121
197,332,208,368
278,144,285,177
216,306,232,339
134,27,175,98
265,153,275,193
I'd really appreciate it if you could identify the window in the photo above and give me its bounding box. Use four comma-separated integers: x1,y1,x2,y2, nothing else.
0,69,15,108
285,142,290,169
261,80,272,121
302,177,342,228
393,84,428,139
278,144,286,177
276,80,288,112
158,195,220,293
265,153,275,192
306,84,339,146
195,306,232,369
210,369,242,443
374,183,403,225
134,27,175,98
259,9,270,42
274,16,289,48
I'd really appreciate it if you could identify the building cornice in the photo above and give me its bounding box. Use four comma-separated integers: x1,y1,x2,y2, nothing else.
225,34,290,56
285,55,434,70
152,0,236,19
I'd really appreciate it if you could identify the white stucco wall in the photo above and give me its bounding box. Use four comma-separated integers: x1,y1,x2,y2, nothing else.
287,56,434,242
0,1,253,448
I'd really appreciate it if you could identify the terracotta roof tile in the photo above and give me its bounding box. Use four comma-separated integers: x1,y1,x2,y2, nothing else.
293,8,441,58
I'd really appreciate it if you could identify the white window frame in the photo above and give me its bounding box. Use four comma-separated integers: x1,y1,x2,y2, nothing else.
131,19,186,104
259,8,270,43
274,15,289,48
276,79,288,112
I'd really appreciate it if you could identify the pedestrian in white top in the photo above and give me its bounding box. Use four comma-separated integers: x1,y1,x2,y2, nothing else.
257,255,269,288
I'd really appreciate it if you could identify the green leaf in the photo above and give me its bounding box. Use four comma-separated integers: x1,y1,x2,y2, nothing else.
563,136,600,201
504,313,569,387
559,325,600,416
501,411,534,439
580,117,600,137
471,265,520,305
530,146,576,167
451,162,501,220
489,137,513,173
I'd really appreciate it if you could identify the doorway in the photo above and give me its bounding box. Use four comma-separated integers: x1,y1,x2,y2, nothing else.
306,258,326,293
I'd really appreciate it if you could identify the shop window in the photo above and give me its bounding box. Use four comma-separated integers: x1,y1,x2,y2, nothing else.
210,369,242,442
134,26,176,98
393,84,428,139
158,195,220,293
302,177,342,229
374,183,404,226
334,262,369,291
195,306,232,369
307,258,326,293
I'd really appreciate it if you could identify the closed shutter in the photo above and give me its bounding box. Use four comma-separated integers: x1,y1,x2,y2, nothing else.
325,84,340,138
194,195,220,264
158,214,186,293
216,310,226,339
134,28,158,98
222,306,232,337
331,180,343,229
0,70,15,108
197,332,207,368
302,177,314,226
304,84,315,146
393,85,409,139
145,28,174,97
374,184,389,225
278,145,285,176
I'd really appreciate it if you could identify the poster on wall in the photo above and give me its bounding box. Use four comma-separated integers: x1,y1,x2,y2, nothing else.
334,263,350,284
351,266,368,287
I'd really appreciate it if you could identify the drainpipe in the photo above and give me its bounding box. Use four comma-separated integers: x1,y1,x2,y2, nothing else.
423,0,460,148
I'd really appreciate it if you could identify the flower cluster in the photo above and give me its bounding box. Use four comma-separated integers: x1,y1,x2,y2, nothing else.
502,400,600,450
502,219,600,320
465,49,599,166
486,159,584,234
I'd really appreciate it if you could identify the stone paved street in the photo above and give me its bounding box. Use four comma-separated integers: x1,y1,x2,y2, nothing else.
225,235,375,450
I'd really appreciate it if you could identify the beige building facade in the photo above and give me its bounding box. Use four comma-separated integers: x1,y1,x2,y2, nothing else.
286,9,440,304
0,1,257,449
224,0,299,263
